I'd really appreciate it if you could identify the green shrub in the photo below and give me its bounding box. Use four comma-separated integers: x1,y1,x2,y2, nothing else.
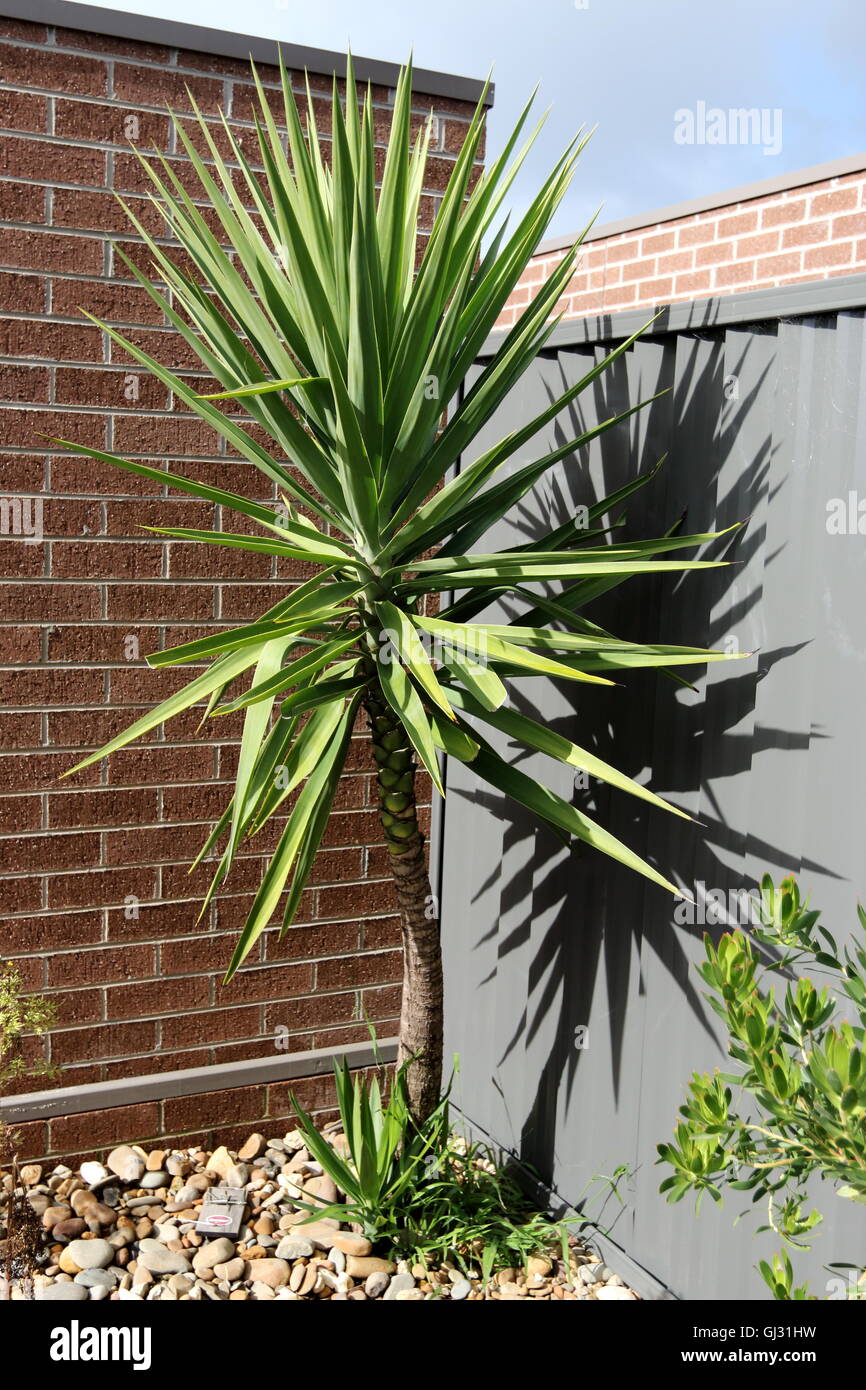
0,960,56,1097
658,875,866,1299
1,962,57,1285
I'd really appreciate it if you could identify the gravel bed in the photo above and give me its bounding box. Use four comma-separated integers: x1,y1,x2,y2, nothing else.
1,1132,639,1302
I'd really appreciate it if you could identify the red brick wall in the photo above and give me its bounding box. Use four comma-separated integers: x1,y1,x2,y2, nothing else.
0,16,483,1107
497,164,866,329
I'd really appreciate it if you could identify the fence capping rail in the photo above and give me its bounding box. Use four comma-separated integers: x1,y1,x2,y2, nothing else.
0,1037,400,1125
478,271,866,357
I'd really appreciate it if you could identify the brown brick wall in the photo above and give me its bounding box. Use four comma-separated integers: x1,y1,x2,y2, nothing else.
0,17,482,1098
497,164,866,329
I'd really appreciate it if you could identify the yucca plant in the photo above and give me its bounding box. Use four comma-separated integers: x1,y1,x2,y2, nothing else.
55,55,740,1120
290,1053,449,1240
291,1055,582,1278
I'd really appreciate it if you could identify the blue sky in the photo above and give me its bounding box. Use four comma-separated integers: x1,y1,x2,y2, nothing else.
73,0,866,238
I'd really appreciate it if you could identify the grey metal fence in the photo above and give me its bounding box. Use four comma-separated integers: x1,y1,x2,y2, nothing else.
437,274,866,1300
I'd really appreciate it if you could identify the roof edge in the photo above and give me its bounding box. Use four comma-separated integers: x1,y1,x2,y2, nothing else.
0,0,494,107
538,150,866,255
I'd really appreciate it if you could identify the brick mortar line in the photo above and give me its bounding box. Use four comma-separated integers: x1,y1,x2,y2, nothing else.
0,209,444,241
0,851,408,883
33,961,399,989
23,975,398,1003
2,550,292,558
0,720,377,735
0,357,221,373
20,938,400,975
29,942,399,976
0,308,174,321
0,839,387,858
0,794,423,813
0,862,391,888
0,122,469,160
4,909,399,930
0,403,340,419
20,961,384,991
0,454,293,464
0,109,472,149
59,1019,398,1050
6,231,436,263
3,548,322,557
0,156,466,201
544,218,866,267
40,988,400,1023
556,236,865,280
0,498,277,507
0,616,316,623
44,1020,400,1070
40,1039,394,1076
31,980,398,1006
0,165,270,196
10,755,373,776
27,971,401,1018
0,789,394,807
53,1031,393,1057
0,792,386,808
0,578,364,586
0,726,385,740
0,765,374,780
0,833,401,863
0,855,391,886
1,909,395,936
562,254,845,292
0,222,434,282
8,911,397,943
1,912,401,937
0,489,286,500
7,835,387,866
578,234,864,278
0,721,385,737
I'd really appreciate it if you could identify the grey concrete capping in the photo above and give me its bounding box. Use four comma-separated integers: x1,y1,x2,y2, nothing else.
0,0,494,107
478,271,866,358
0,1037,399,1125
538,151,866,255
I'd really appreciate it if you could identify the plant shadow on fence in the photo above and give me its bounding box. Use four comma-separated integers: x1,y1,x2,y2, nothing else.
442,309,846,1252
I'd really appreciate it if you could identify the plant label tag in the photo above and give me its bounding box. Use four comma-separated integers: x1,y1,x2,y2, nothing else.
195,1185,247,1238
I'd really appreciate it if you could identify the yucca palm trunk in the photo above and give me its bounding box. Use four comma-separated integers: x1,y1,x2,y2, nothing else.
366,681,443,1122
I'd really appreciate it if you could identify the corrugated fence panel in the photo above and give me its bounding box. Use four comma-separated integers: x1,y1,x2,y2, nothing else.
441,290,866,1300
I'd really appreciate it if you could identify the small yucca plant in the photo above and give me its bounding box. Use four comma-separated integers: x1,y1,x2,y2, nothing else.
290,1053,447,1239
56,56,740,1118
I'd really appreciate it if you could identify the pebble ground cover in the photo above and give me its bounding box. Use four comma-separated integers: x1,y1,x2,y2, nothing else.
2,1131,639,1302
